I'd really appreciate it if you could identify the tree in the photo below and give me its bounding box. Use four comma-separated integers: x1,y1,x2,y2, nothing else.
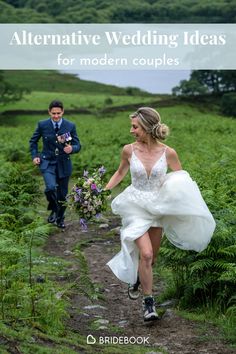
0,71,26,104
172,78,207,96
172,70,236,97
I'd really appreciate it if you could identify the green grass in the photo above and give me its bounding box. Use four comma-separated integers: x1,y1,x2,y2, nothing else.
178,308,236,347
0,90,159,113
1,103,236,181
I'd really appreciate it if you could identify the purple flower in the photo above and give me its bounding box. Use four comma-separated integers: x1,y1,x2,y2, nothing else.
75,187,82,195
83,170,89,177
95,213,101,219
74,195,81,202
80,218,88,231
91,183,97,191
98,166,106,176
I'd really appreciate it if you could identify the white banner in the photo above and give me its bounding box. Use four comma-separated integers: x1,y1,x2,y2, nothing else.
1,24,235,70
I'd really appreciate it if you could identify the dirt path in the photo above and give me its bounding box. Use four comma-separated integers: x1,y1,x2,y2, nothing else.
45,216,235,354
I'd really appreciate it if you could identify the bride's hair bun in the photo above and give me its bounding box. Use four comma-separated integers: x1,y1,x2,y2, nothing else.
130,107,169,141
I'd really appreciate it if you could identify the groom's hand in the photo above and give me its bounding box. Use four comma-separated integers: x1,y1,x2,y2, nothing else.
33,157,40,165
64,144,73,154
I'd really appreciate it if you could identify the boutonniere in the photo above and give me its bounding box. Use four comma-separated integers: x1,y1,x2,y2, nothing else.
57,132,72,144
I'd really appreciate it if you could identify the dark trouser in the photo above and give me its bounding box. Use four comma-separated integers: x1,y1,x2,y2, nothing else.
43,163,70,223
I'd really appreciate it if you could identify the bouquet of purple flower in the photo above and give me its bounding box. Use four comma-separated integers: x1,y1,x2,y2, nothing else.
66,166,111,230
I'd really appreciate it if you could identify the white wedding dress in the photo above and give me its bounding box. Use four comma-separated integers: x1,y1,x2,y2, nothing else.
106,144,216,285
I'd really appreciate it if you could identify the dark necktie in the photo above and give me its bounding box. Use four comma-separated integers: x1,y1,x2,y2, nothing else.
55,122,59,133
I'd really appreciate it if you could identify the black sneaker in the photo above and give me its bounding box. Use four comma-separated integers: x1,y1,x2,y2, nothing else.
128,276,140,300
48,211,57,224
57,220,65,229
143,296,159,321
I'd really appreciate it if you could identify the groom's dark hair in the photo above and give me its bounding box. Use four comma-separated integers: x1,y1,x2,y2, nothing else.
49,100,64,111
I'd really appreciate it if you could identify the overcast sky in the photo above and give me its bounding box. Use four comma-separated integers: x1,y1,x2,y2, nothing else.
68,70,190,94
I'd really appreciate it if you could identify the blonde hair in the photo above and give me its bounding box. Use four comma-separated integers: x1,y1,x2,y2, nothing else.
130,107,169,141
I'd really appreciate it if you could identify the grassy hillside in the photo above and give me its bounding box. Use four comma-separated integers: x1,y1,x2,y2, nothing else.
3,70,150,96
0,91,162,115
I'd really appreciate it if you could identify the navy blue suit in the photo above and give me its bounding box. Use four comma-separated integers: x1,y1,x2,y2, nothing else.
29,118,81,223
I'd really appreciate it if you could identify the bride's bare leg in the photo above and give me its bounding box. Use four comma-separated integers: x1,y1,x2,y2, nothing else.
149,227,163,265
136,227,162,267
135,232,153,295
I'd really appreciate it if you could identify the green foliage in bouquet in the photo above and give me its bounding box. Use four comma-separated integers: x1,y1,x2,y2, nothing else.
66,166,111,229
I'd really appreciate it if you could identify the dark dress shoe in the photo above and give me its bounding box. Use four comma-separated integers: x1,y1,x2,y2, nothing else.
48,211,57,223
57,221,65,229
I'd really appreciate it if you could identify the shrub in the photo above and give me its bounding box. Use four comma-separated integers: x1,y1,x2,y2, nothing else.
220,92,236,117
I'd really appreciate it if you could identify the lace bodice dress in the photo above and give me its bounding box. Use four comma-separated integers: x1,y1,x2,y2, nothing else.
130,146,167,192
107,144,216,284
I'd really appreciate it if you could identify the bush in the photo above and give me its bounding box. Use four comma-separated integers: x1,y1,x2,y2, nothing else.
221,92,236,117
104,97,113,106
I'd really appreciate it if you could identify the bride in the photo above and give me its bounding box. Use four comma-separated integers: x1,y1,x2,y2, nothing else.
105,107,216,322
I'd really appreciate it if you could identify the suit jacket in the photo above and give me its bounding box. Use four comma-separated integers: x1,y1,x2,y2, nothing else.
29,118,81,178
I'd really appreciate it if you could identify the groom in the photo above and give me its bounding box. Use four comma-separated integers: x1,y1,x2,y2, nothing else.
29,100,81,229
